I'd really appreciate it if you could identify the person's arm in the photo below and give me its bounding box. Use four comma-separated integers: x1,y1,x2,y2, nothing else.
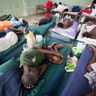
0,14,11,21
7,28,23,32
38,64,48,77
35,48,62,57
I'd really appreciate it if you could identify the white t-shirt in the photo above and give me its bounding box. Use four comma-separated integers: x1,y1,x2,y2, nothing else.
0,31,18,53
52,4,68,12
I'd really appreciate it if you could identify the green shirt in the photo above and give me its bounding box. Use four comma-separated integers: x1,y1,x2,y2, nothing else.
20,43,45,69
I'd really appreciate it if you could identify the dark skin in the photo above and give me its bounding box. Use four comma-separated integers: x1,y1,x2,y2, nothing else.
86,46,96,96
23,43,64,89
82,27,96,39
0,14,11,21
63,20,73,29
5,27,28,35
23,64,47,89
86,1,96,9
78,1,96,15
58,20,73,29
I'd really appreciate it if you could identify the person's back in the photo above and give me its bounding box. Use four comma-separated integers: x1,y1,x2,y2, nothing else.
20,43,45,68
0,31,18,52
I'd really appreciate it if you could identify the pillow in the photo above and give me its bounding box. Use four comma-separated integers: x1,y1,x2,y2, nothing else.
0,57,19,76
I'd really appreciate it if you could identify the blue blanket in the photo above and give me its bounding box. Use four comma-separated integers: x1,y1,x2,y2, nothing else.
0,66,31,96
61,46,93,96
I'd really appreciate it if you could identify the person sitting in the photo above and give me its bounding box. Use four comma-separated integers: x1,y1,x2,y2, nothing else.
79,0,96,16
0,27,27,53
57,18,73,29
84,46,96,96
32,10,51,26
20,41,64,89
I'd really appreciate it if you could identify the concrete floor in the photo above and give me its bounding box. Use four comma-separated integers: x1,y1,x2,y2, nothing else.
19,13,45,24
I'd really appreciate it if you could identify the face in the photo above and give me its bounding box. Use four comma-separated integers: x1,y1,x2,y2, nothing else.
30,67,39,82
63,20,71,27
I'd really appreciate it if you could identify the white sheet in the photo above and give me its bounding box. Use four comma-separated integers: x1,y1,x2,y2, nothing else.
77,24,96,45
51,21,77,39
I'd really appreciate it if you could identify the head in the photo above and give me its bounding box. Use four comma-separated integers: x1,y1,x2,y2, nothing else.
91,0,96,8
59,2,62,5
82,32,91,38
63,19,73,29
22,67,39,89
57,22,64,28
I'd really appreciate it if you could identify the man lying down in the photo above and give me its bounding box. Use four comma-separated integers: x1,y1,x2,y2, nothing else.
51,17,77,39
0,27,27,53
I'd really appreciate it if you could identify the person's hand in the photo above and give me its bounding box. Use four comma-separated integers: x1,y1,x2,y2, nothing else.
55,52,63,58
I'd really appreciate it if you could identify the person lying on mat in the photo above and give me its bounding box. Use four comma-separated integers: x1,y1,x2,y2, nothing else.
0,17,28,32
0,27,28,53
32,10,51,26
82,27,96,39
0,14,11,21
84,46,96,96
20,42,64,89
57,18,73,29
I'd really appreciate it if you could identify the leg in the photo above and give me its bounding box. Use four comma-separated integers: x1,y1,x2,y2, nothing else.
87,46,96,72
48,42,57,51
